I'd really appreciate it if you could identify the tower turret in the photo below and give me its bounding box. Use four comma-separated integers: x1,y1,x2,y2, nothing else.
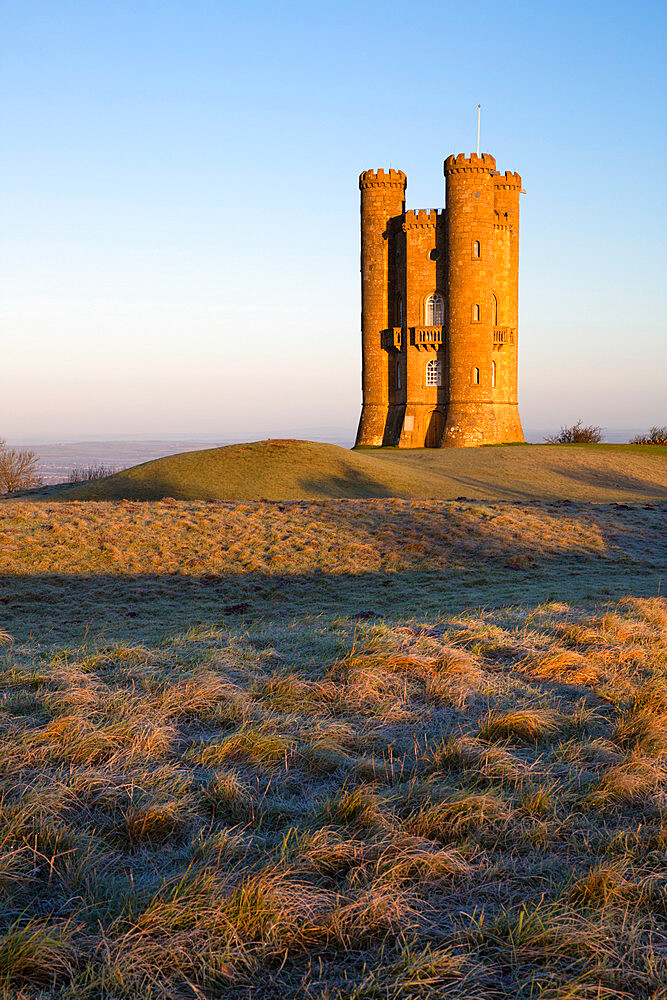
492,171,524,441
442,153,501,446
354,152,524,449
355,168,407,446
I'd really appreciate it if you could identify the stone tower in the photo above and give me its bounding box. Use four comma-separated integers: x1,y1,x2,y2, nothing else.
355,152,524,448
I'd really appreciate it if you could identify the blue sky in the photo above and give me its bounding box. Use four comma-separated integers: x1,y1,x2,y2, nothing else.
1,0,665,443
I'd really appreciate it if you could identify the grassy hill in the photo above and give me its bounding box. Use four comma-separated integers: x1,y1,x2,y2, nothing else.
1,495,666,996
47,438,667,502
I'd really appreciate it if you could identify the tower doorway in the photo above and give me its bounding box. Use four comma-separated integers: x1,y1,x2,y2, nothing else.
425,410,443,448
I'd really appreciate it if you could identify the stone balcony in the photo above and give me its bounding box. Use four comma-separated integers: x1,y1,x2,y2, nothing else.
412,326,443,349
493,326,515,346
382,327,403,350
383,326,444,351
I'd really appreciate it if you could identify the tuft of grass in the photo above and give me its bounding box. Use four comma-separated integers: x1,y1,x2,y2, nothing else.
521,784,556,816
478,708,562,744
411,791,511,840
611,708,667,756
321,784,383,830
203,771,254,824
190,725,294,768
569,861,635,908
584,756,666,808
0,918,76,986
120,799,191,845
524,649,600,687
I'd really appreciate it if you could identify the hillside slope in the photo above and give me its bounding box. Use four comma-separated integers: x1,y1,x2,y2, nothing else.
48,439,667,502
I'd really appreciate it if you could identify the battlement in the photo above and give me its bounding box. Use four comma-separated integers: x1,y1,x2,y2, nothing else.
359,168,407,190
402,208,445,230
493,170,522,190
444,152,496,175
357,149,524,449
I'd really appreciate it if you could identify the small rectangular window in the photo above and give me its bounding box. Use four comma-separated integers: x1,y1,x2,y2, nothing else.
426,359,442,386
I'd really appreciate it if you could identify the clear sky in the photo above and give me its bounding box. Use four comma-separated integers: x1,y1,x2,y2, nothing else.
1,0,665,444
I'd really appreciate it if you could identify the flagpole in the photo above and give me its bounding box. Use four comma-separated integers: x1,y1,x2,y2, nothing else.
476,104,481,156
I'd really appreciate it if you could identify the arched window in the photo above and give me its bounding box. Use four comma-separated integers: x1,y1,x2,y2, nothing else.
491,361,496,388
473,240,481,258
426,359,442,386
492,294,498,327
473,303,480,322
397,361,402,390
472,367,480,385
425,293,444,326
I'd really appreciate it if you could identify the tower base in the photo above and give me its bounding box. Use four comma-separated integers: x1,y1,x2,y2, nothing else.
355,404,389,447
494,402,524,443
441,401,500,447
398,405,445,448
441,401,524,447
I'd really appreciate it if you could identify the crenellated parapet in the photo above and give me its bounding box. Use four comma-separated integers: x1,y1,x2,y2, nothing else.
493,170,523,190
357,149,524,449
359,168,407,190
444,152,496,175
402,208,445,230
494,210,512,232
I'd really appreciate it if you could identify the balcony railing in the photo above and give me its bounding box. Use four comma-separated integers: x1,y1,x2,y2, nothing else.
413,326,443,348
493,327,515,345
383,327,403,350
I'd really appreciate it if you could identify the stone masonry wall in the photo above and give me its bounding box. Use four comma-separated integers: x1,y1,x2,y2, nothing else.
356,154,524,448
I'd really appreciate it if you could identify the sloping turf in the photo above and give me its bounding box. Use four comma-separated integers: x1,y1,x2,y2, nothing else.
47,439,667,502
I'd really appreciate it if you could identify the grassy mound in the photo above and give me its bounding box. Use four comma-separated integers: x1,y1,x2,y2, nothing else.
50,439,667,503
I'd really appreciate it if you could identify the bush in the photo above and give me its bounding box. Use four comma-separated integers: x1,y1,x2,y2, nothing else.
629,426,667,446
544,420,603,444
68,463,120,483
0,440,41,494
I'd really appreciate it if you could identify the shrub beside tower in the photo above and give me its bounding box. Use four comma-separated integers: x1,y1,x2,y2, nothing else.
355,152,525,448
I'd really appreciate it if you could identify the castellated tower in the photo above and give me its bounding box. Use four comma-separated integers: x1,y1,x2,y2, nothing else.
357,169,407,446
355,153,524,448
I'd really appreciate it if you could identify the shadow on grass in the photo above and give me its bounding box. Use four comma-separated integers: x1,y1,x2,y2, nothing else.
53,467,405,502
1,561,663,644
297,469,401,499
549,464,667,498
36,459,667,503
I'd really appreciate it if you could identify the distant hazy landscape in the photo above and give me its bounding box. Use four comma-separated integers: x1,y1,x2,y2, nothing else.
15,440,225,484
15,428,653,484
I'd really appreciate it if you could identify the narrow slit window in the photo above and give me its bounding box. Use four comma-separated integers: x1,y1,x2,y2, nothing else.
426,359,442,386
425,293,444,326
397,296,403,326
473,303,480,322
472,366,480,385
397,362,402,390
491,361,496,387
492,294,498,327
473,240,481,258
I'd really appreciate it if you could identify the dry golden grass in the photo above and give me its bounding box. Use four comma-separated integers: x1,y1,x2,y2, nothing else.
0,497,659,581
478,707,563,744
0,499,666,997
